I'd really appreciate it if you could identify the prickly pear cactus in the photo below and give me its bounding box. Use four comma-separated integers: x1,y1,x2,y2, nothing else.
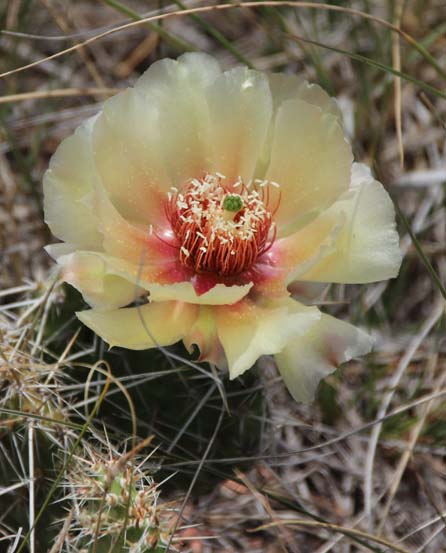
65,450,175,552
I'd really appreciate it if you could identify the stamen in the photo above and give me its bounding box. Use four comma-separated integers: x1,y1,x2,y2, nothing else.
165,173,280,277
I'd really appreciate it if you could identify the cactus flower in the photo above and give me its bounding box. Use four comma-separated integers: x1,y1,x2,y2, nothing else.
44,53,402,402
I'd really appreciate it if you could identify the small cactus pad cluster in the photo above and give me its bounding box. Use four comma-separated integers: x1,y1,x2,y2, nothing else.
1,285,181,553
0,324,65,428
65,447,176,552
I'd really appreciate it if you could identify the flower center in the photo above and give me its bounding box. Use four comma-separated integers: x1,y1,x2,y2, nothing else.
165,173,279,277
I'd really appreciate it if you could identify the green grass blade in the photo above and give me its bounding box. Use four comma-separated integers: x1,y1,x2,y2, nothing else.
393,197,446,301
406,22,446,66
103,0,194,52
405,31,446,81
286,33,446,99
0,407,84,430
172,0,254,67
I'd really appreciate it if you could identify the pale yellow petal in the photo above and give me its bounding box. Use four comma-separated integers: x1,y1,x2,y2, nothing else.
183,306,226,367
215,298,320,379
265,98,352,235
268,73,342,120
149,281,252,305
90,174,184,283
205,66,273,182
273,209,344,284
136,52,221,97
43,117,103,249
299,163,403,283
58,252,145,310
77,301,198,350
288,281,328,304
45,243,77,259
58,249,200,309
135,53,222,186
256,209,343,297
92,88,171,225
256,74,342,178
275,312,374,403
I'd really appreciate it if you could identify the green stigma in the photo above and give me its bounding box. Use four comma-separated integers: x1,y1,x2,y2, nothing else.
223,194,243,213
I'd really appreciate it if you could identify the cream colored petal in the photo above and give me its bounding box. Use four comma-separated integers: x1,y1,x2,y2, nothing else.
256,74,342,178
149,281,252,305
268,73,342,120
275,312,374,403
254,209,344,297
77,301,198,350
92,88,171,225
43,117,103,249
91,175,187,285
299,163,403,283
136,52,221,97
183,306,226,367
205,66,273,183
94,55,220,222
58,252,146,310
288,281,329,304
45,243,78,259
265,98,353,235
273,209,344,283
135,53,222,186
215,298,320,379
92,178,151,262
58,248,197,309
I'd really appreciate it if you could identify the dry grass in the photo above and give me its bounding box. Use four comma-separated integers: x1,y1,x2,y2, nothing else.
1,1,446,552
